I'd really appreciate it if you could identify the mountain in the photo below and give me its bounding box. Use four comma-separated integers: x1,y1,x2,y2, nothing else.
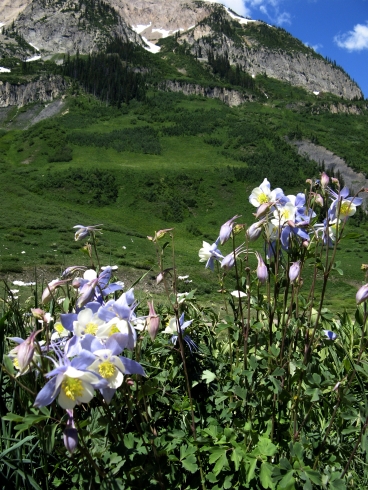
0,0,363,100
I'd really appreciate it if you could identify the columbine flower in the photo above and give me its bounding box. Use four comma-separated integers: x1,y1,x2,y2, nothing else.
97,290,138,349
328,187,363,221
163,313,197,352
219,215,241,245
323,330,337,341
85,336,145,403
73,224,103,241
249,178,284,208
198,238,224,270
255,252,268,284
76,267,123,309
34,348,106,410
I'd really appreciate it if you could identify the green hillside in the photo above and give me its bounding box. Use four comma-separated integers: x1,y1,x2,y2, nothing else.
0,39,367,311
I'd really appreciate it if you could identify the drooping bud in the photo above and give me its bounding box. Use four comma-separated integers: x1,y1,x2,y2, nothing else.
76,278,99,309
356,284,368,305
61,266,87,279
147,301,160,341
246,220,265,242
147,228,174,242
73,224,103,241
16,329,42,375
289,261,301,283
255,252,268,284
221,244,246,271
63,410,78,454
41,279,70,304
219,215,241,245
254,202,273,219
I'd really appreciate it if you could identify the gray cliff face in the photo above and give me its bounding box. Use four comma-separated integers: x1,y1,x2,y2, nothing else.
181,28,363,100
160,80,255,106
0,75,68,107
14,0,141,55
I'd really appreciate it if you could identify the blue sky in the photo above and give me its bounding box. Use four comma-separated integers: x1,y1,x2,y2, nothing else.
213,0,368,98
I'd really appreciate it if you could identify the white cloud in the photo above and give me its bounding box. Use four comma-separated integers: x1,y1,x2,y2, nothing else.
204,1,291,25
334,22,368,51
304,42,323,52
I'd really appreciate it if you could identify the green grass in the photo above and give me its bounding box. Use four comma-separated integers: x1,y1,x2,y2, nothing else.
0,87,367,311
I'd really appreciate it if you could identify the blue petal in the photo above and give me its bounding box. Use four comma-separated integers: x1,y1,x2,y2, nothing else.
60,313,77,332
34,377,59,407
119,356,146,376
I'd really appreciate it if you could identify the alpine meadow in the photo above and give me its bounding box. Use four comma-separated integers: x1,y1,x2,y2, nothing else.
1,1,368,489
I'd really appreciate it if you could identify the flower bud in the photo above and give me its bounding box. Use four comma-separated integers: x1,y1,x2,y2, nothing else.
289,261,301,283
147,301,160,341
256,252,268,284
246,220,264,242
219,215,241,245
314,194,324,207
42,279,70,304
254,202,273,219
63,413,78,454
17,329,42,374
356,284,368,305
321,172,329,188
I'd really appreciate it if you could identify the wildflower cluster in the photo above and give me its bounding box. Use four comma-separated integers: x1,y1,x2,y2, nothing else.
6,253,147,454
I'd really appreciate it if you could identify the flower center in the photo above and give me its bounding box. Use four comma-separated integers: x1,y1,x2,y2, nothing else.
258,193,269,204
340,201,352,216
62,377,84,400
85,322,98,335
98,361,115,379
109,324,120,336
55,322,66,335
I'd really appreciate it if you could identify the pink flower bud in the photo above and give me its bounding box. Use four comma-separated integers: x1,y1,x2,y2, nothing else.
314,194,323,207
321,172,329,188
256,252,268,284
246,220,264,242
356,284,368,305
41,279,70,304
147,301,160,341
254,202,273,219
289,261,301,283
17,329,42,374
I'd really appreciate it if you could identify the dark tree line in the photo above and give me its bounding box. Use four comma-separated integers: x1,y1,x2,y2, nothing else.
62,40,147,106
207,49,255,90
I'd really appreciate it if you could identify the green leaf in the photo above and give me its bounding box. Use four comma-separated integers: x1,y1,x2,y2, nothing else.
202,370,216,384
44,424,58,454
2,413,24,423
181,454,198,473
304,469,322,485
246,456,257,484
213,452,228,476
278,470,296,490
260,462,276,490
209,448,227,465
329,479,346,490
0,435,35,459
257,437,278,457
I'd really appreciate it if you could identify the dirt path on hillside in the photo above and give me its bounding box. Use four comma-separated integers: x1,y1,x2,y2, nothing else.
291,140,368,200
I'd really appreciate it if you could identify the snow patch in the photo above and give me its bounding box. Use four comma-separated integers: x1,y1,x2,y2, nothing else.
226,9,256,25
313,91,320,96
0,67,11,73
28,42,40,51
26,55,41,62
141,36,161,54
131,23,151,34
152,28,173,38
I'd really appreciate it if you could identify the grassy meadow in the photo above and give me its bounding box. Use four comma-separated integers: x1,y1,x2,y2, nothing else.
0,85,367,312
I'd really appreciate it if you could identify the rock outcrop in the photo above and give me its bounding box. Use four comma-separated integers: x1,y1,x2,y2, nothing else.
0,75,68,107
160,80,254,106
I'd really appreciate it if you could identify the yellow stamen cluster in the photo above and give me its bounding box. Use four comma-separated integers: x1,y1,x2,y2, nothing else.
85,322,98,335
258,193,269,204
98,361,115,379
62,377,84,400
109,325,120,336
339,201,353,217
55,322,65,335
